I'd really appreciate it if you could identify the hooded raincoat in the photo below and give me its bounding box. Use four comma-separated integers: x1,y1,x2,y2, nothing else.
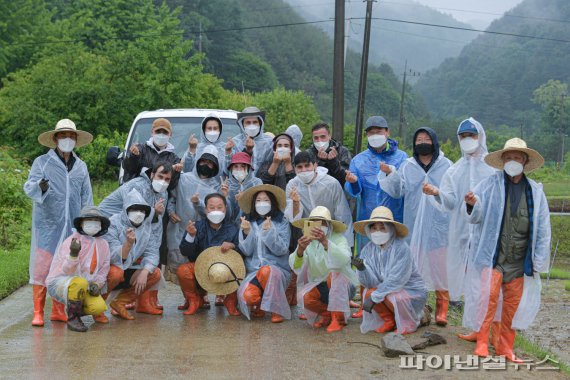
182,115,227,176
24,149,93,286
230,114,273,176
380,128,452,291
285,124,303,153
463,172,551,331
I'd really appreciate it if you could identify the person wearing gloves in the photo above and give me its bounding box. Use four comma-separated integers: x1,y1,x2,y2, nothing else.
290,206,358,333
237,185,291,323
24,119,93,327
102,189,162,320
122,117,182,191
380,127,452,326
177,193,242,316
257,133,297,190
285,124,303,154
182,113,226,175
307,122,352,187
462,138,551,362
353,206,429,335
225,106,273,176
46,206,110,332
227,152,262,225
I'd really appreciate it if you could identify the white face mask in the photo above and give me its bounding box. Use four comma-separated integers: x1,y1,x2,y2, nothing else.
460,137,479,154
151,179,168,193
503,160,524,177
57,138,76,153
82,220,101,236
314,141,329,151
370,230,392,246
297,170,315,184
128,210,146,225
232,169,247,183
207,210,225,224
255,201,272,216
244,125,260,138
153,133,169,147
205,131,220,143
368,134,387,148
276,147,290,158
320,226,329,236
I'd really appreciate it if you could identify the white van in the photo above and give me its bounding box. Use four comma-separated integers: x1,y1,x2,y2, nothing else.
107,108,239,183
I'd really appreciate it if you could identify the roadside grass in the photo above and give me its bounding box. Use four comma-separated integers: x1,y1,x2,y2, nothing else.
565,282,570,292
93,179,119,205
540,267,570,280
0,239,29,300
515,335,570,375
543,181,570,198
550,216,570,259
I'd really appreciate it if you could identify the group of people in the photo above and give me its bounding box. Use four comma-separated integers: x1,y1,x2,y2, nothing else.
25,108,551,363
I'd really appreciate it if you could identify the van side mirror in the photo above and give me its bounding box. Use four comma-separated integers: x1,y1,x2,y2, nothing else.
106,146,123,167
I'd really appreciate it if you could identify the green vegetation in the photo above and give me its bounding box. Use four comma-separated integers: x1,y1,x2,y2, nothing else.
565,281,570,292
540,267,570,280
515,335,570,375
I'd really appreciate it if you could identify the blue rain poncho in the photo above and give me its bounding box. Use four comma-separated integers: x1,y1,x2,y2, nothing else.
227,171,262,225
24,149,93,285
237,213,291,319
463,172,551,331
182,114,227,176
380,129,452,291
428,118,496,300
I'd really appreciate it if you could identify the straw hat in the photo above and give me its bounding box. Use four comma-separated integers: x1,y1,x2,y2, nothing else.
354,206,408,238
237,184,286,214
195,247,246,295
484,138,544,173
38,119,93,149
291,206,347,233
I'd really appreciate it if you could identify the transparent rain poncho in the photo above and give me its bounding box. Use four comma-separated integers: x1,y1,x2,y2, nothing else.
182,114,227,176
230,116,274,176
237,215,292,319
463,172,551,331
24,149,93,285
358,227,427,334
285,124,303,153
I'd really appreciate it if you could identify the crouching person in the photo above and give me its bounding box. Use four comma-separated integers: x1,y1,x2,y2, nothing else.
289,206,358,333
46,206,110,332
103,189,162,320
353,207,429,335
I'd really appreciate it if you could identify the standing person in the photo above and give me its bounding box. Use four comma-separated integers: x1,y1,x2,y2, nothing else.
462,138,551,362
290,206,358,333
237,185,291,323
307,122,352,186
24,119,93,327
227,152,262,225
182,113,226,175
380,127,452,326
257,133,296,190
46,206,110,332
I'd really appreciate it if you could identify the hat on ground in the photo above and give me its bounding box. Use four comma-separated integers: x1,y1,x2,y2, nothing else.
195,247,246,295
484,138,544,173
365,116,388,131
227,151,253,171
457,118,479,135
354,206,408,238
151,118,172,135
38,119,93,149
291,206,347,233
73,206,111,237
238,184,286,214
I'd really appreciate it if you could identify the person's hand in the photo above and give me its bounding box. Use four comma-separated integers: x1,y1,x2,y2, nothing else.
289,186,300,203
282,152,292,164
362,297,376,313
351,258,366,271
220,177,229,198
188,134,198,153
88,282,101,297
129,143,140,156
296,236,312,257
39,178,49,192
131,269,148,295
422,183,439,196
245,136,255,152
317,148,328,160
126,228,136,245
69,238,81,258
327,147,338,160
186,220,197,237
154,198,165,215
191,193,200,204
345,170,358,184
173,163,183,172
272,150,283,164
169,213,181,224
225,137,235,155
311,227,328,248
240,216,251,235
380,162,392,175
465,191,477,206
221,242,235,253
262,216,272,231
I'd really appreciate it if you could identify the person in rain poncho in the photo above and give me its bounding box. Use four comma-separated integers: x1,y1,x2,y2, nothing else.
353,206,429,335
257,133,297,190
307,122,352,187
102,189,162,320
285,124,303,154
289,206,358,333
182,113,226,175
462,138,550,362
227,152,262,225
46,206,110,332
24,119,93,327
380,127,452,326
177,193,242,316
225,106,273,176
237,185,291,323
122,117,182,191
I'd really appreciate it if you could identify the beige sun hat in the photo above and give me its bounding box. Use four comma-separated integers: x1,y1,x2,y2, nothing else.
291,206,347,233
195,247,246,295
38,119,93,149
484,138,544,173
354,206,408,238
237,184,286,214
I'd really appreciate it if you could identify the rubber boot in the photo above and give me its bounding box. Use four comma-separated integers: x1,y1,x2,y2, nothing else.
285,272,297,306
495,277,524,363
299,314,307,320
215,295,225,306
224,292,241,316
32,285,47,327
136,290,163,315
182,291,203,315
271,313,284,323
251,305,266,318
178,293,190,310
178,263,203,315
93,313,109,324
458,331,478,342
373,302,396,333
110,287,137,320
149,290,163,310
474,270,502,357
435,290,449,326
351,285,365,319
490,322,501,348
313,312,331,328
243,283,263,317
326,312,345,333
66,300,88,332
50,300,68,322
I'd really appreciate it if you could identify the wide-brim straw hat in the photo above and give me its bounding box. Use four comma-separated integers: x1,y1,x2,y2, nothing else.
38,119,93,149
354,206,408,238
291,206,347,233
484,138,544,173
195,247,246,295
238,184,286,214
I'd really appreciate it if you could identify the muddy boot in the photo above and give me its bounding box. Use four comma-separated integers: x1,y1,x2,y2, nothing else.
66,300,88,332
50,300,68,322
223,292,241,316
32,285,47,327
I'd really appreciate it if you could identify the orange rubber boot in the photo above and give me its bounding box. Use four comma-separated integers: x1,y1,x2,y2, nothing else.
271,313,284,323
110,287,137,320
32,285,47,327
243,283,264,317
435,290,449,326
93,313,109,324
313,312,331,328
149,290,163,310
351,285,365,319
474,270,503,357
490,322,501,348
373,301,396,333
458,331,478,342
285,272,298,306
495,277,524,363
326,312,345,333
177,263,203,315
50,300,68,322
136,290,163,315
224,292,241,316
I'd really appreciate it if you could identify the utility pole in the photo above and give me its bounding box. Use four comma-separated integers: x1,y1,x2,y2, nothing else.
332,0,345,143
198,21,203,53
354,0,376,154
397,61,420,147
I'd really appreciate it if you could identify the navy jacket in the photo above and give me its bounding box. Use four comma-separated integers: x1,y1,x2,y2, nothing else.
179,218,241,262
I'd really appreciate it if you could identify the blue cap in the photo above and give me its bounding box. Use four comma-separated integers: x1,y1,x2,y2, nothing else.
365,116,388,131
457,119,479,135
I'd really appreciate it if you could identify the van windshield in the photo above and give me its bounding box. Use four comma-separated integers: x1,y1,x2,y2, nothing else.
129,117,240,157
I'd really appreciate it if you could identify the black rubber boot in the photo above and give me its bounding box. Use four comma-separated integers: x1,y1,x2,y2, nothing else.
66,300,88,332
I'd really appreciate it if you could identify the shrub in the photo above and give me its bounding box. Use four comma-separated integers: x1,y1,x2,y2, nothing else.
76,130,128,181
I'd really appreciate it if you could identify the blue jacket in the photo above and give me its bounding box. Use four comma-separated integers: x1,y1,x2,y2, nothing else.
179,218,241,262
